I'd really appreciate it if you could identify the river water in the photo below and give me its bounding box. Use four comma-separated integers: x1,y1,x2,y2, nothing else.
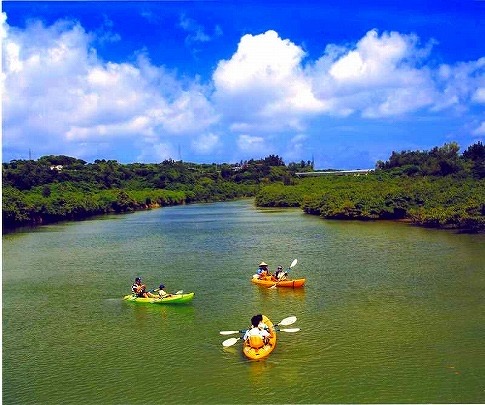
2,199,484,404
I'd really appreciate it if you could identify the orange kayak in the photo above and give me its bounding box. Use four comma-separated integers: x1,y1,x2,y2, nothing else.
242,315,277,360
251,275,305,288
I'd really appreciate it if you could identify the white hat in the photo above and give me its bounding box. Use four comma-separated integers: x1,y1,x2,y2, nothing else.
259,262,268,266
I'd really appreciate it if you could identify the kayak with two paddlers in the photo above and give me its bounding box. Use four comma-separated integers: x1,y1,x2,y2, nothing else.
127,277,194,304
251,259,305,288
251,275,305,288
123,291,194,304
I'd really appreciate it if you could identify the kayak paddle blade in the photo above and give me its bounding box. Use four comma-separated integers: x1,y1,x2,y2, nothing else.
219,330,240,335
222,337,240,347
277,316,297,326
278,327,300,333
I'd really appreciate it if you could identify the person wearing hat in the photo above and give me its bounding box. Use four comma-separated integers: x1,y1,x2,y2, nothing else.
132,277,150,298
157,284,171,298
257,262,269,279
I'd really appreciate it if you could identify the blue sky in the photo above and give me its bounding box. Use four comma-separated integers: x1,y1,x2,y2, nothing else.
2,0,484,169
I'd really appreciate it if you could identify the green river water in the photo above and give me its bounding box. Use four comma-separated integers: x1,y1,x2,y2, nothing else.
2,199,485,404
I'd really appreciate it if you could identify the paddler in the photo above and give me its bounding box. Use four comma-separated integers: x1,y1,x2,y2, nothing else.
257,262,269,279
274,265,284,280
132,277,150,298
243,314,272,348
255,314,270,332
157,284,172,298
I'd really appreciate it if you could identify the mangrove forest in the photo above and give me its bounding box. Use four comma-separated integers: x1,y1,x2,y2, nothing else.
2,141,485,233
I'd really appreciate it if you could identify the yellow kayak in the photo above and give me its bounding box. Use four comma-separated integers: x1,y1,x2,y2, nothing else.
251,275,306,288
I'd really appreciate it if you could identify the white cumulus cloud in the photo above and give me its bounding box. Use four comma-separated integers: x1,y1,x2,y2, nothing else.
311,29,437,117
1,13,218,161
191,133,221,154
213,30,324,134
2,11,484,165
237,134,268,155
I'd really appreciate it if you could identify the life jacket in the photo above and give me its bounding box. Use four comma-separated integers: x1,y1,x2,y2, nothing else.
132,283,145,297
248,334,264,349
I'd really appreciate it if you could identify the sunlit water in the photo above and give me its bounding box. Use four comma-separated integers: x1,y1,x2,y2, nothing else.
3,199,484,404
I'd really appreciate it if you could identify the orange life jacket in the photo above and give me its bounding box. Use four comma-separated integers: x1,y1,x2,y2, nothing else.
248,334,264,349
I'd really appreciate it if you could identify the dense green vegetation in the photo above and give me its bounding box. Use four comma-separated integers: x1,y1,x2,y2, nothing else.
256,142,485,233
2,155,305,231
256,175,485,232
3,142,484,233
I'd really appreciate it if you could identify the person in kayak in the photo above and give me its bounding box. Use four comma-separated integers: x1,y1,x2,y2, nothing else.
274,265,283,280
257,262,269,279
255,314,270,331
157,284,172,298
132,277,151,298
243,315,272,348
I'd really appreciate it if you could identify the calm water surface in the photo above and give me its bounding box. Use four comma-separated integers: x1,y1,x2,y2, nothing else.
3,199,485,404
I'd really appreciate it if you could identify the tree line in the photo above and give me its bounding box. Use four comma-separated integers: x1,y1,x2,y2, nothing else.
256,142,485,233
2,154,304,231
2,142,484,233
376,141,485,178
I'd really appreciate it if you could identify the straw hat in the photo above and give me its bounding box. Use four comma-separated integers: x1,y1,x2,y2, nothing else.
259,262,268,266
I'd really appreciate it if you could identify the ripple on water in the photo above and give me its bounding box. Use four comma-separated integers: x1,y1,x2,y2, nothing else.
3,201,485,404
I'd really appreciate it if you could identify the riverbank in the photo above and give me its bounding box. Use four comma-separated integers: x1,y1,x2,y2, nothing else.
4,191,484,235
255,175,485,234
3,148,484,234
2,185,257,233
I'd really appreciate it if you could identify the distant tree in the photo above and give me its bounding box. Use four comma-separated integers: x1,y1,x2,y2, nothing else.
42,186,51,198
463,141,485,161
463,141,485,178
377,142,465,176
427,142,463,176
263,154,285,167
38,155,86,166
220,165,233,179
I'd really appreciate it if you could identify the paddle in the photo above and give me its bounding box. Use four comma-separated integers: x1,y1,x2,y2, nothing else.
269,259,298,289
277,327,300,333
222,337,241,347
221,328,300,347
219,315,297,335
219,330,245,336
